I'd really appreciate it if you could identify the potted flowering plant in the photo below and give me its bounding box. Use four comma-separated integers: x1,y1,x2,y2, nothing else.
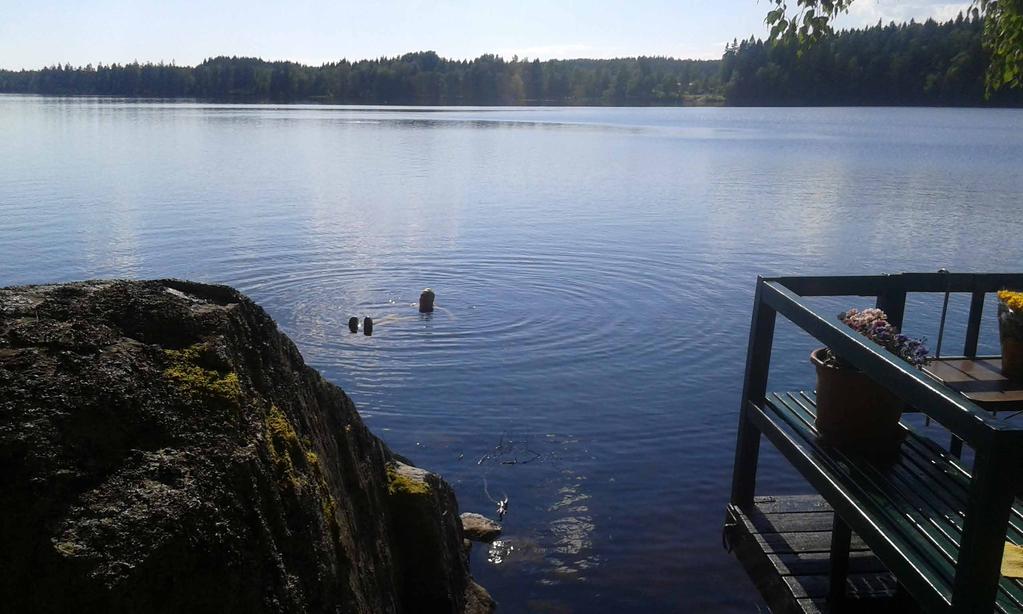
997,290,1023,381
811,308,929,453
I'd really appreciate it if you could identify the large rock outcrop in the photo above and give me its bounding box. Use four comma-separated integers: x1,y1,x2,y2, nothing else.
0,280,493,613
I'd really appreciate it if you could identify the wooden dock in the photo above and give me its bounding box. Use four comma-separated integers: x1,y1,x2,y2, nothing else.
725,273,1023,613
725,495,917,613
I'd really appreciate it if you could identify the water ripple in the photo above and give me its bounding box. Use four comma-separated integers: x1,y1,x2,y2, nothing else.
4,97,1023,612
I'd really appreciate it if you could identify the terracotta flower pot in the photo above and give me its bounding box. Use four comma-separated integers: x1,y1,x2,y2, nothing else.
811,348,904,454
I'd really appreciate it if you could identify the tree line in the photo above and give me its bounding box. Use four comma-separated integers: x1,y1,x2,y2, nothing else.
0,53,722,106
762,0,1023,92
2,15,1021,107
723,13,1023,106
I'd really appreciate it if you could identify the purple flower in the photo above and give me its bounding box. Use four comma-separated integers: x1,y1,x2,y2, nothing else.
838,307,929,367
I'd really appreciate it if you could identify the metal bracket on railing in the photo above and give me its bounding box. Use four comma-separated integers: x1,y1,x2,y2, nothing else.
926,268,953,428
722,521,736,552
935,268,951,359
722,508,738,552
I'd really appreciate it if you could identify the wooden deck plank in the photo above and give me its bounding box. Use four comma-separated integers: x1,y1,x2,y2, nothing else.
769,552,889,576
948,358,1004,382
924,358,1023,408
784,572,897,599
755,531,871,555
925,360,975,383
749,511,839,533
754,495,833,514
726,495,904,613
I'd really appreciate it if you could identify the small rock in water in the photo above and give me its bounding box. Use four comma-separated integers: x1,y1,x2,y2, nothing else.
460,512,502,542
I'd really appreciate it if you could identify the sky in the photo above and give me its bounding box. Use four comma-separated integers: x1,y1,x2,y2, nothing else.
0,0,972,70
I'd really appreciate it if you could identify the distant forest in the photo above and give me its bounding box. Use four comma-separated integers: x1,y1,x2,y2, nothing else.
1,14,1020,107
722,13,1023,106
0,54,722,106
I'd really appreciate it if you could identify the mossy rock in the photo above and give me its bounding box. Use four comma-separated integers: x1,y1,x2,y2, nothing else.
0,280,489,613
162,341,241,406
264,404,340,534
387,462,432,497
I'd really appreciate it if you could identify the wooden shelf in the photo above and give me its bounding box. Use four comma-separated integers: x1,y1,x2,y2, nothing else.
924,359,1023,411
726,495,911,613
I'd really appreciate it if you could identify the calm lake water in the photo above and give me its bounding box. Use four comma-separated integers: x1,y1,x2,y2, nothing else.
3,95,1023,611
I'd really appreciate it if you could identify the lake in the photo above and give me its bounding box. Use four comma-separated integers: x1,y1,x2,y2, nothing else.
3,95,1023,611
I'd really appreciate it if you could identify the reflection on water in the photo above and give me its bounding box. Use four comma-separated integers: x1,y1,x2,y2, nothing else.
2,96,1023,612
544,476,598,581
487,540,517,565
482,475,596,581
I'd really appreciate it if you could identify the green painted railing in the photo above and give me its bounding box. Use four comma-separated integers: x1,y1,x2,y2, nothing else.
729,272,1023,613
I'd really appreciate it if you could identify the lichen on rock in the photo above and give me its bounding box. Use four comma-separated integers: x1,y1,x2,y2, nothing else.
0,279,493,613
264,403,340,532
163,341,243,405
387,461,433,496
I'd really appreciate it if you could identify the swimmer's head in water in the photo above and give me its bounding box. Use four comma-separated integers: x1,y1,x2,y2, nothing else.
419,288,435,313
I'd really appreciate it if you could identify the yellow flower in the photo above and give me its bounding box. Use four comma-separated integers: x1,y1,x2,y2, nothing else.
998,290,1023,313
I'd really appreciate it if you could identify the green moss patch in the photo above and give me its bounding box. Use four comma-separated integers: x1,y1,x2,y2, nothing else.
264,405,340,533
265,404,307,488
387,464,431,497
162,342,242,405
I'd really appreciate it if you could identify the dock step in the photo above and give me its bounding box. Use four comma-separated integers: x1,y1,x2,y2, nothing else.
725,495,918,613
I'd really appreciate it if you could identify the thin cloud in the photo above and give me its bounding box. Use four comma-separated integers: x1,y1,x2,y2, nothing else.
837,1,972,28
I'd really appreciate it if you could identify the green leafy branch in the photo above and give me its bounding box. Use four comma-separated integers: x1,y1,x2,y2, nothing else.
979,0,1023,90
764,0,1023,92
764,0,855,45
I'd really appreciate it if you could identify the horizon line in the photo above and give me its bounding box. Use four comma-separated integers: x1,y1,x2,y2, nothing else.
0,13,976,73
0,51,724,72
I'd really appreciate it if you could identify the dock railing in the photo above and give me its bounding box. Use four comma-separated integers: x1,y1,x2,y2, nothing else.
729,272,1023,612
